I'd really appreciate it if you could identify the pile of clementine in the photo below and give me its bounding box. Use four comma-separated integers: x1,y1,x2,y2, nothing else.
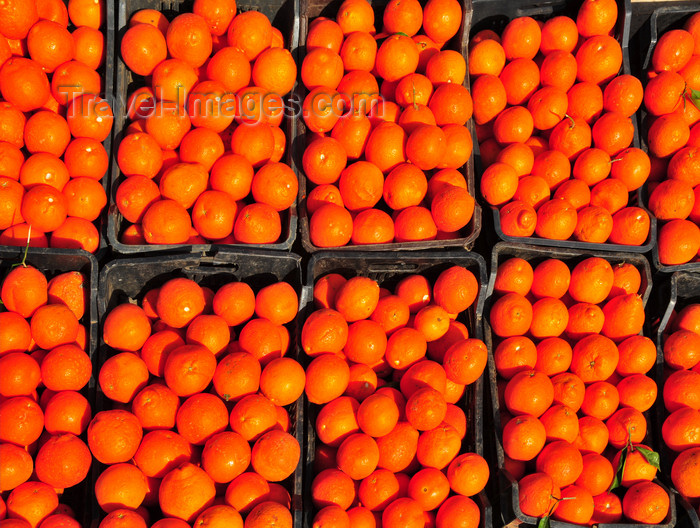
93,276,303,528
0,264,93,527
489,253,669,525
115,1,297,247
660,302,700,512
300,0,477,247
0,0,112,253
303,266,487,527
471,0,652,246
643,13,700,265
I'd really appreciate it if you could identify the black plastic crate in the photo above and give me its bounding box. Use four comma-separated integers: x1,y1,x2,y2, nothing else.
655,272,700,368
107,0,299,254
295,0,482,253
98,0,117,260
628,3,700,274
471,0,657,254
300,250,491,528
484,242,677,528
0,247,98,527
0,246,99,378
653,252,700,275
470,0,630,41
630,3,699,86
653,271,700,528
0,0,115,261
96,250,304,527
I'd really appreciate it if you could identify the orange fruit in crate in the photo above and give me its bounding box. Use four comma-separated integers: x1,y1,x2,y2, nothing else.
658,219,700,265
121,23,167,76
423,0,462,44
518,473,561,517
501,17,541,61
540,16,578,54
652,29,694,73
672,447,700,501
623,482,670,524
505,370,554,418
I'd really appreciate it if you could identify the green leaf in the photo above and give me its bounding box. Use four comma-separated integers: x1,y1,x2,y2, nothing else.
538,515,551,528
609,471,622,490
395,31,410,37
635,446,661,471
610,447,628,491
691,89,700,111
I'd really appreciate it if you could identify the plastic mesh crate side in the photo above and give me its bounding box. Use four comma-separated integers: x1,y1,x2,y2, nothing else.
485,242,653,305
652,247,700,274
470,0,630,37
637,5,700,73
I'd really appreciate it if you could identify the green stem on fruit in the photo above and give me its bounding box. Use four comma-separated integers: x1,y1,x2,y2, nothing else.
412,78,418,111
537,494,575,528
11,224,31,269
564,114,575,129
610,426,633,491
610,427,660,491
681,83,688,112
